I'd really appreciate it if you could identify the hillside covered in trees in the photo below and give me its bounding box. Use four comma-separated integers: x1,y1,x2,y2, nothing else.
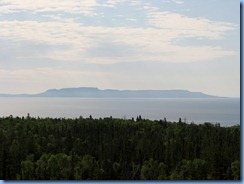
0,115,240,180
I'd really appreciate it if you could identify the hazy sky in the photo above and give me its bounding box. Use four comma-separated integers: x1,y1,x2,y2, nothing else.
0,0,240,97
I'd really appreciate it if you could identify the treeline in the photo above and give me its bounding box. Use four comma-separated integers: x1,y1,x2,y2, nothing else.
0,115,240,180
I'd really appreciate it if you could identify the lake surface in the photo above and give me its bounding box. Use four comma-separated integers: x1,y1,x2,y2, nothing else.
0,97,240,126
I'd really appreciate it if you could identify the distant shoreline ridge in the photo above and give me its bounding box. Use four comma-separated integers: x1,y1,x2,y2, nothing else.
0,87,226,98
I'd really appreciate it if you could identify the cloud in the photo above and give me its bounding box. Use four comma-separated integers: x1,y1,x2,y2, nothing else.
0,0,98,16
0,0,142,14
171,0,184,5
101,0,126,8
101,0,141,7
147,12,237,39
0,1,238,64
0,20,90,46
85,41,138,58
143,5,159,12
0,18,237,64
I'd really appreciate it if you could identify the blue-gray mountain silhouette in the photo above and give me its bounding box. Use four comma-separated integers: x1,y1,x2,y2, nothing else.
0,87,220,98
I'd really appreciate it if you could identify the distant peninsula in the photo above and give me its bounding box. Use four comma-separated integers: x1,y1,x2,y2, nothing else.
0,87,221,98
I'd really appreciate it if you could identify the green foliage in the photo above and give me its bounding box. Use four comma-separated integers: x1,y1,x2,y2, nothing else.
47,153,71,180
0,116,240,180
231,160,240,180
170,159,207,180
21,154,35,180
140,159,167,180
74,155,98,180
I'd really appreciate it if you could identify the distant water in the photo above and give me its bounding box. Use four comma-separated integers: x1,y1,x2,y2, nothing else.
0,97,240,126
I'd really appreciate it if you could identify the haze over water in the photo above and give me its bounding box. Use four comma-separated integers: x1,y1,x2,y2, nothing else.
0,97,240,126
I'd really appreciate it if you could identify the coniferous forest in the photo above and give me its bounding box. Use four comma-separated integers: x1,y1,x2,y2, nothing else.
0,115,240,180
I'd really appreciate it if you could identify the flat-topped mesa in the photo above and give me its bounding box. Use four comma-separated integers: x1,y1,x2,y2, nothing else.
33,87,220,98
0,87,222,98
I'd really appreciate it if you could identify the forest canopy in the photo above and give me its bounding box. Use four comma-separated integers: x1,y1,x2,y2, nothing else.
0,115,240,180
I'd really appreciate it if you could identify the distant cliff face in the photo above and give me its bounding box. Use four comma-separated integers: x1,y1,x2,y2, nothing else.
0,87,220,98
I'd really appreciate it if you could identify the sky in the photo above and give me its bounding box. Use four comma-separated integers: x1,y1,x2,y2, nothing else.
0,0,240,97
